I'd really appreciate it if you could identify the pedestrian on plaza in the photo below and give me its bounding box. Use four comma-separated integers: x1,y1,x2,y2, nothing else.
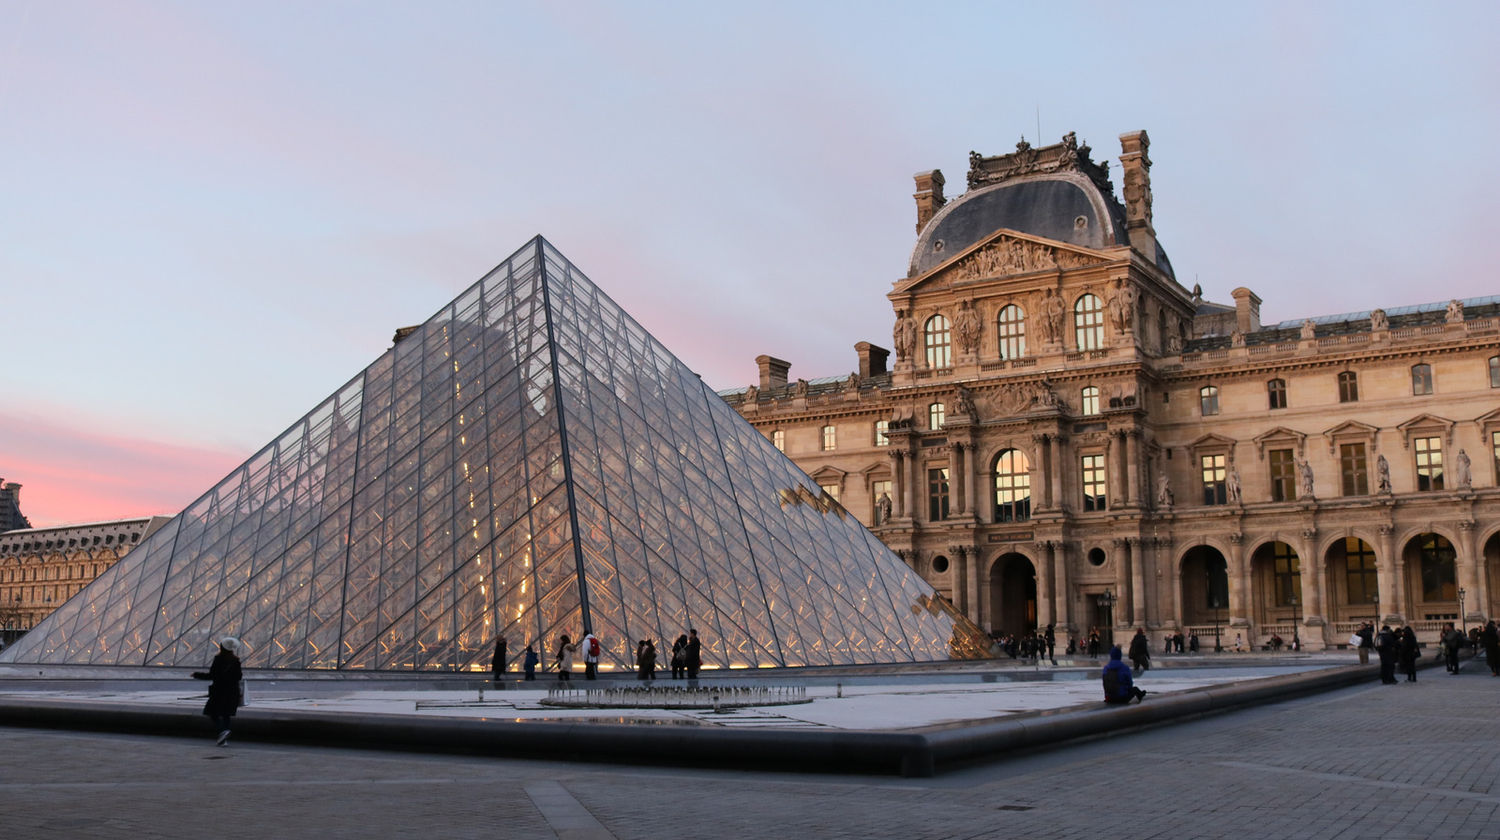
1232,633,1245,653
555,634,577,681
1101,645,1147,704
671,634,689,679
191,636,243,747
686,628,703,679
1087,629,1101,658
1128,628,1150,676
1356,622,1374,666
1442,622,1465,674
1482,621,1500,676
523,643,539,680
1188,632,1199,653
1375,624,1398,684
1045,624,1056,665
1398,626,1419,682
582,630,601,680
491,637,508,682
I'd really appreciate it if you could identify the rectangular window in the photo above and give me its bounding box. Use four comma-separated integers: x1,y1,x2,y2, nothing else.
1344,538,1378,604
871,480,891,524
1080,387,1099,416
772,430,785,452
1338,371,1359,403
927,468,950,521
1200,386,1220,416
1269,449,1296,502
1272,543,1302,607
1200,454,1227,505
819,483,840,502
1339,443,1368,496
1081,454,1107,512
1411,364,1434,396
1415,436,1444,491
1492,430,1500,486
821,425,836,451
873,420,889,447
1490,356,1500,388
1267,379,1287,410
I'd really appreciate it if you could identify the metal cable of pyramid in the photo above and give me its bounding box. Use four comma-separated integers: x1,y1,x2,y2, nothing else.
1,237,989,671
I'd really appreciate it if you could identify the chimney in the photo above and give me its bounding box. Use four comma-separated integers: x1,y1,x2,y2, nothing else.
1118,131,1156,259
1231,287,1262,334
756,355,790,390
913,170,946,234
855,342,889,378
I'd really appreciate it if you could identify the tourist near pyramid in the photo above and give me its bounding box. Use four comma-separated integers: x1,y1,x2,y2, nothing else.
2,237,986,672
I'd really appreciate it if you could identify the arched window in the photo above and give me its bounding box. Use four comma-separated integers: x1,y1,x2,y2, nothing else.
1418,533,1457,601
1199,385,1220,416
1337,371,1359,403
928,402,945,430
771,430,784,452
1411,363,1434,396
924,315,952,368
1267,378,1287,410
997,304,1027,360
821,425,836,451
1073,294,1104,351
1271,542,1301,606
1080,385,1100,416
993,449,1032,523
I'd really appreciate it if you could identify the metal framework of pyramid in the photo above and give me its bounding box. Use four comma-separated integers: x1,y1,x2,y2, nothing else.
3,237,982,671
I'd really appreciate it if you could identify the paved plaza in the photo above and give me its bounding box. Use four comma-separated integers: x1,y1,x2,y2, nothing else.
2,655,1497,839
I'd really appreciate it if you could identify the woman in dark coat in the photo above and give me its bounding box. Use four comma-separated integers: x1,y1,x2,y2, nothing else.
1398,626,1420,682
192,637,243,746
1482,621,1499,677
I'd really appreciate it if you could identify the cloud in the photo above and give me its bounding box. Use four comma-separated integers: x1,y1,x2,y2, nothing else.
0,410,245,528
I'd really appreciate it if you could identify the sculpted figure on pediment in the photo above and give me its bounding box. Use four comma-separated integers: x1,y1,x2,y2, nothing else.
792,378,809,399
1300,320,1316,340
1447,299,1465,323
1370,308,1388,331
743,384,758,404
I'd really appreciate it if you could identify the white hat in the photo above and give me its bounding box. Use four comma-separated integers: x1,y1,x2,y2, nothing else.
218,636,242,653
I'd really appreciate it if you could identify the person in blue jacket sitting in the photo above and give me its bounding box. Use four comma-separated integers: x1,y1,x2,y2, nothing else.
1102,645,1147,704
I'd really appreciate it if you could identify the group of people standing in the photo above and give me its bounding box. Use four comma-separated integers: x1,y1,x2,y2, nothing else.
486,629,704,682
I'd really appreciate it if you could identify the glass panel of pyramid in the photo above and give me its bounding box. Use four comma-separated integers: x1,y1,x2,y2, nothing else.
2,237,988,671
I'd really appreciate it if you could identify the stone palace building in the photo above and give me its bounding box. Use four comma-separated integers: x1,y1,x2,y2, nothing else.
722,131,1500,650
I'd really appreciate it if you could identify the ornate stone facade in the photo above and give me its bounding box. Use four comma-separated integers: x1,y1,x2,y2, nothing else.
724,130,1500,651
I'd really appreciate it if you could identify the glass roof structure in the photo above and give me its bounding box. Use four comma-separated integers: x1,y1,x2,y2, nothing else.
2,237,985,671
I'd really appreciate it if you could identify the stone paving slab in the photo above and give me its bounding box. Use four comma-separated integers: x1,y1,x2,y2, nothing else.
2,660,1495,838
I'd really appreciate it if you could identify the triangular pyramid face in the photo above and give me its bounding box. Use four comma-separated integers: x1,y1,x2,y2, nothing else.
3,238,984,671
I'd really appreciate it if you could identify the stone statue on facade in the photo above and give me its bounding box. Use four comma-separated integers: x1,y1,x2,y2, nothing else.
1296,458,1315,499
954,299,981,355
1370,308,1388,331
1227,465,1242,504
1040,289,1064,345
792,378,808,399
1376,453,1392,494
1156,473,1174,508
1166,331,1184,354
893,310,916,361
1300,319,1316,340
1455,449,1473,489
1231,329,1246,348
955,385,976,418
844,372,860,393
875,492,892,524
1106,280,1137,334
1446,299,1465,323
743,384,758,404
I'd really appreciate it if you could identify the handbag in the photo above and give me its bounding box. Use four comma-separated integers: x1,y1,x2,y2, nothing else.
1348,633,1362,647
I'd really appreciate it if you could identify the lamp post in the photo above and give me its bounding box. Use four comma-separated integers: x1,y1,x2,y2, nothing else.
1458,587,1467,637
1209,594,1223,652
1289,591,1301,652
1099,588,1117,649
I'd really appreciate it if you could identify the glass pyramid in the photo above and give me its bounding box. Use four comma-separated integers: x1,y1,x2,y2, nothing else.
2,238,986,671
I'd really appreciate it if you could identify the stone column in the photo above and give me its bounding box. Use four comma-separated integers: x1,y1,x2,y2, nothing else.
1298,528,1325,647
1162,537,1183,631
1227,532,1249,625
1113,538,1132,636
891,451,907,519
907,451,922,522
949,544,970,619
1032,434,1052,510
1457,520,1483,623
966,442,979,520
1129,537,1148,628
1125,430,1141,507
950,443,968,517
1034,542,1053,630
966,545,985,629
1377,524,1404,625
1052,540,1071,636
1050,435,1065,512
1104,434,1119,507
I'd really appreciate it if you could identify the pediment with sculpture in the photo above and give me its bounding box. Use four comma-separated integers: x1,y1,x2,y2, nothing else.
894,231,1114,295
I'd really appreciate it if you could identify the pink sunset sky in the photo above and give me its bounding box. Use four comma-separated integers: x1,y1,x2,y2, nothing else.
3,1,1498,528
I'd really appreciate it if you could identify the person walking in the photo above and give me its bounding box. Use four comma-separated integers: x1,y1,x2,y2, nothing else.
1128,628,1150,676
581,630,600,680
1441,622,1465,674
1044,624,1056,665
522,643,539,680
191,636,243,747
555,634,577,681
1101,645,1147,704
1398,625,1419,682
1375,624,1398,684
1356,622,1373,666
636,639,657,680
1482,620,1499,677
491,637,508,683
685,629,703,680
670,634,688,679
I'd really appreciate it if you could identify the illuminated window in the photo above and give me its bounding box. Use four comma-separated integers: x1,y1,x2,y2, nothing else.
927,468,950,521
1338,371,1358,403
993,449,1031,523
1339,443,1368,496
1492,430,1500,486
1267,378,1287,410
1074,294,1105,351
1199,385,1220,416
821,425,836,452
997,304,1027,359
928,402,945,430
873,420,889,447
1271,542,1301,606
1411,363,1434,396
771,430,784,452
1200,454,1227,505
1414,436,1443,490
819,483,840,502
924,315,952,368
1080,386,1099,416
1081,454,1107,511
1269,449,1295,502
